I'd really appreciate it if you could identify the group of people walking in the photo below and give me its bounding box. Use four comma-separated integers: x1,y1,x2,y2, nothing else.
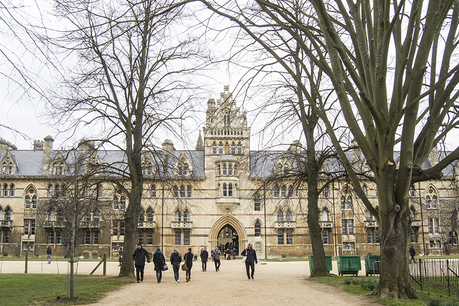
128,243,258,283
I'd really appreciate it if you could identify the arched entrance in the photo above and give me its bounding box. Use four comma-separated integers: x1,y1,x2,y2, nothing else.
209,214,247,256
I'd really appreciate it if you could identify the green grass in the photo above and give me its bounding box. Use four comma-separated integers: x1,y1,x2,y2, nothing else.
310,275,459,306
0,273,134,305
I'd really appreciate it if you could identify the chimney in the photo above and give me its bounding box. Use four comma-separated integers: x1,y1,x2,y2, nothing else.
43,136,54,175
33,140,44,151
78,138,95,157
162,139,175,156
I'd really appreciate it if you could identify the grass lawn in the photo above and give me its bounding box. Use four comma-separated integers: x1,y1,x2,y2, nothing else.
0,274,134,306
311,275,459,306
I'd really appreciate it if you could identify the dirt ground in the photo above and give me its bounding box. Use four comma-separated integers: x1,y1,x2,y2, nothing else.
85,260,375,306
1,258,376,305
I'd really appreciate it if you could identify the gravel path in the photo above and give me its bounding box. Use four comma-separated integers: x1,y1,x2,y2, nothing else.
85,260,375,306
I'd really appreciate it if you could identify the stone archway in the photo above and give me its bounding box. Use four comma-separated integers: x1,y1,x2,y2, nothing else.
209,214,247,255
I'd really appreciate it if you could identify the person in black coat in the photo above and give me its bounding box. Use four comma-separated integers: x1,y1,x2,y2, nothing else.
241,243,258,280
153,248,166,283
170,249,182,284
200,246,209,272
184,248,194,282
409,246,416,263
132,243,150,283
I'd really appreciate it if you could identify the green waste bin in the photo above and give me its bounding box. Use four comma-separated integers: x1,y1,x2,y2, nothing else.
309,255,332,272
337,255,361,276
364,254,380,276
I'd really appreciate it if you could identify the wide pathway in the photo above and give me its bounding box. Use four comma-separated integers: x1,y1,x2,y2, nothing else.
1,259,376,305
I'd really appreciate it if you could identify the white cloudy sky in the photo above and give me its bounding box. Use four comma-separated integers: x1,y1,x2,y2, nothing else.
1,0,458,153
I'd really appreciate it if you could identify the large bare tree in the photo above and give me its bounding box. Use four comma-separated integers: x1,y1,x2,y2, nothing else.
201,0,459,299
47,0,206,277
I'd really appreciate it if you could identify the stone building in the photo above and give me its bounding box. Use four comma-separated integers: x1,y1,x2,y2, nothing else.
0,86,458,259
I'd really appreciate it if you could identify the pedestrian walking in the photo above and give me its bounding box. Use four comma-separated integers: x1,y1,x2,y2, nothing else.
200,246,209,271
153,248,166,283
132,243,150,283
211,246,221,272
241,243,258,280
409,246,416,263
118,247,123,266
184,247,193,282
46,246,52,264
170,249,182,284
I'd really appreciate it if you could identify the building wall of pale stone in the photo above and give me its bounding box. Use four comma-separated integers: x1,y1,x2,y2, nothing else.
1,87,458,259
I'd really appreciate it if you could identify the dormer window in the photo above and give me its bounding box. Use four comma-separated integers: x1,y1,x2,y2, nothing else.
223,113,230,126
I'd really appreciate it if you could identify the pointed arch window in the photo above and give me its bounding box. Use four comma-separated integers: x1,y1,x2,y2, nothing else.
2,184,6,196
426,187,437,210
175,210,181,222
25,196,31,209
286,209,292,222
324,185,329,198
346,196,353,210
228,164,232,175
184,209,190,222
187,185,192,198
410,207,415,220
85,211,91,221
277,210,283,222
147,208,154,222
274,185,280,198
139,208,145,222
151,185,156,197
281,185,286,198
237,143,242,154
223,164,227,175
231,143,236,154
322,210,328,222
173,185,178,197
255,220,261,236
212,142,217,154
228,183,233,196
223,183,228,196
9,184,15,197
180,185,185,197
340,196,345,210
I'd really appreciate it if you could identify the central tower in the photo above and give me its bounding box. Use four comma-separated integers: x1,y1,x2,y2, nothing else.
203,86,251,213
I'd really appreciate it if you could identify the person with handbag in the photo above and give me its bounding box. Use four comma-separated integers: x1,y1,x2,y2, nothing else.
241,243,258,280
170,249,182,284
184,247,194,282
153,248,166,283
200,246,209,272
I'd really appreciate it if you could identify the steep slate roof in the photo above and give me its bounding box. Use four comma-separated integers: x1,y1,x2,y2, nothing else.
1,146,457,179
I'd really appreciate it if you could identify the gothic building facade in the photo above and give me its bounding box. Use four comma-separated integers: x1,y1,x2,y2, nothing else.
0,86,458,259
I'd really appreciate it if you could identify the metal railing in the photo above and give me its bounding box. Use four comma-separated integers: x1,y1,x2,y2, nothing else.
409,258,459,299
